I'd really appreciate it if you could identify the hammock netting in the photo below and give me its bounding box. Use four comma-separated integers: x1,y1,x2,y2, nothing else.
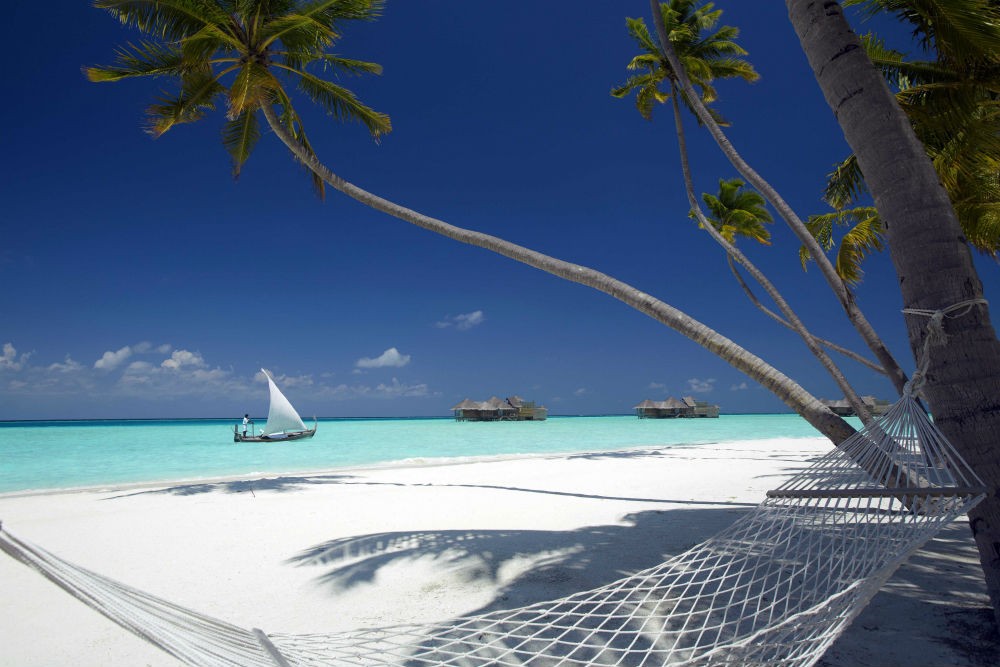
0,394,986,667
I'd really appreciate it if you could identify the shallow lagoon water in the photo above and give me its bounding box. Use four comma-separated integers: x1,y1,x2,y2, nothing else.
0,414,851,494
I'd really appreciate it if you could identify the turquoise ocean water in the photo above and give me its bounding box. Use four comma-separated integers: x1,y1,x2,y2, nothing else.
0,414,850,494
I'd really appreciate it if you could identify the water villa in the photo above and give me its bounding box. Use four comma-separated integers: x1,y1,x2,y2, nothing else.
820,395,891,417
451,395,548,421
634,396,720,419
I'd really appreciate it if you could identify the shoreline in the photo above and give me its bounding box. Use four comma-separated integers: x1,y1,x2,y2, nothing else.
1,436,995,666
0,436,830,498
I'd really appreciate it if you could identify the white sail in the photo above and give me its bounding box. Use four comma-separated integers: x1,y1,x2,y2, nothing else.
260,369,308,436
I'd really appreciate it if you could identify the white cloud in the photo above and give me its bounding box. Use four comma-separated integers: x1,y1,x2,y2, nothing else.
648,381,666,390
374,377,430,398
94,346,133,371
95,343,174,371
730,382,749,391
0,341,441,412
686,377,716,393
315,377,431,400
574,387,588,396
125,360,154,372
435,310,485,330
47,356,83,374
356,347,411,369
258,370,313,388
161,349,206,370
0,343,29,372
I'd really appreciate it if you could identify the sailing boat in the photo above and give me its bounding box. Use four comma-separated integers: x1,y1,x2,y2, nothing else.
234,369,317,442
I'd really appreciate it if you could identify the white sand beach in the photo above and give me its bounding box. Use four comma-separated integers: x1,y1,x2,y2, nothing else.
1,437,996,666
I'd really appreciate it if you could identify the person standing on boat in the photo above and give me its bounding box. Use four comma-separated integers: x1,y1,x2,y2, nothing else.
242,414,250,437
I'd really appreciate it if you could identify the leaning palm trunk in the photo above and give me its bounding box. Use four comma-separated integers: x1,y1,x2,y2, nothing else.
647,0,908,396
724,255,886,375
786,0,1000,627
668,89,874,423
259,104,854,444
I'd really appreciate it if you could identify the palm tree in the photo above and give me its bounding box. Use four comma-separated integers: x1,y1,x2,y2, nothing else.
641,1,910,396
611,0,758,125
786,0,1000,629
86,0,857,442
615,3,879,419
705,180,886,377
86,0,392,197
646,0,1000,622
801,206,884,286
701,177,773,246
808,3,1000,281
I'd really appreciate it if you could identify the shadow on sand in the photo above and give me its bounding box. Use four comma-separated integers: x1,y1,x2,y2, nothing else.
106,473,764,507
280,499,998,665
287,506,750,612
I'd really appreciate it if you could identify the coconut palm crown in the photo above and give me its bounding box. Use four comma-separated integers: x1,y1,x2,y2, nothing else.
611,0,758,125
700,177,773,246
85,0,391,198
808,0,1000,281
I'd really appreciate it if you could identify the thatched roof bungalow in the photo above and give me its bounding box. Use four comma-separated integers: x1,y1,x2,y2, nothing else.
635,395,720,419
452,395,547,421
682,396,721,418
820,395,890,417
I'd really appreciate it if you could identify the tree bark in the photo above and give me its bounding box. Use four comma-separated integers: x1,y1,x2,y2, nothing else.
259,104,856,445
786,0,1000,627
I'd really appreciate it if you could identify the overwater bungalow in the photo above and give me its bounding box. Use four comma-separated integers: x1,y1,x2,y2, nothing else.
452,395,548,421
820,395,891,417
682,395,721,418
634,396,720,419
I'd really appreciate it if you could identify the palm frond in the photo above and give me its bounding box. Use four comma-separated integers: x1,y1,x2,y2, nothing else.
625,17,660,55
957,200,1000,253
85,40,184,82
315,54,383,76
845,0,1000,65
287,66,391,138
235,0,297,18
802,207,883,284
304,0,384,24
624,53,661,72
145,65,227,135
700,57,759,83
634,83,659,120
823,155,867,209
260,11,339,53
262,0,383,49
273,90,326,198
181,23,243,60
858,32,907,87
228,61,278,119
222,108,260,178
94,0,229,40
701,178,773,246
836,210,886,284
613,1,757,124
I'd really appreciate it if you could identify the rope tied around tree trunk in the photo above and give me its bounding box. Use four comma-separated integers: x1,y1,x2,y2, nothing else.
902,298,988,398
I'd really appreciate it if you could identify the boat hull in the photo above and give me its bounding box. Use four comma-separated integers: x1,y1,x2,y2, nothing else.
233,426,317,443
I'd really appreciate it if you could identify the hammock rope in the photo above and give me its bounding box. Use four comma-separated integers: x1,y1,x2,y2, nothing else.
0,301,990,667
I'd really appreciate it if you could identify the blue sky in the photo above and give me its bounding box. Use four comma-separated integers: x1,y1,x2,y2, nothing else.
2,2,997,419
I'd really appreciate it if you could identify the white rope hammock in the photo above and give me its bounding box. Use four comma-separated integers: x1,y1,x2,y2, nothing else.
0,391,986,667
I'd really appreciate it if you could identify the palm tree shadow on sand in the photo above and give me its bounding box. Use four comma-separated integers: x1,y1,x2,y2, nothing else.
287,509,999,664
286,507,748,612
